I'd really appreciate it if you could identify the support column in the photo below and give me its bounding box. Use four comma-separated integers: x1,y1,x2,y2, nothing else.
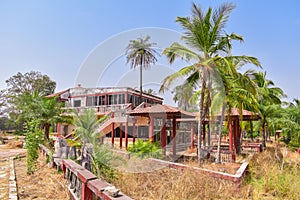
207,123,211,147
149,115,154,143
125,121,128,149
229,119,235,162
172,118,176,157
203,123,206,146
111,122,115,147
190,122,194,149
233,119,239,154
119,124,123,149
132,123,136,145
236,119,241,154
57,123,61,136
161,118,166,155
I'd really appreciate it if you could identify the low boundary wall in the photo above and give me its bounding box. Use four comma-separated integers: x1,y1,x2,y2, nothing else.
39,144,132,200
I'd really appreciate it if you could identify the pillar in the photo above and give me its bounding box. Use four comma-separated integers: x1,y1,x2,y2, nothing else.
133,123,136,144
149,115,154,143
229,119,235,161
57,123,61,136
111,123,115,147
203,123,206,146
161,118,167,155
172,118,176,157
207,123,211,146
120,123,123,149
190,122,194,149
125,122,128,149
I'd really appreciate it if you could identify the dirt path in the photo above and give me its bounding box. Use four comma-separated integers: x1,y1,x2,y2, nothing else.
0,144,26,199
0,157,9,199
0,139,69,200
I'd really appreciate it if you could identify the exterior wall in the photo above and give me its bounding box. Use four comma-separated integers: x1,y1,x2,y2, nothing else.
60,86,163,109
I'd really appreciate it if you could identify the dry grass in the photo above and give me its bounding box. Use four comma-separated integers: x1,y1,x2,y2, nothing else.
244,145,300,199
113,168,241,200
15,152,69,200
110,144,300,200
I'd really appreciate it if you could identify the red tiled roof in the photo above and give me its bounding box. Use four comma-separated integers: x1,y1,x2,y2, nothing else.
229,108,256,116
222,108,261,121
128,104,196,118
46,89,70,98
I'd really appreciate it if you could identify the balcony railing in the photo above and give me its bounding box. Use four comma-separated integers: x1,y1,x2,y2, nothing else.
61,104,132,116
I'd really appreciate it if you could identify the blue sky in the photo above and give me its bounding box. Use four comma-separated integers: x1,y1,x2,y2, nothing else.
0,0,299,103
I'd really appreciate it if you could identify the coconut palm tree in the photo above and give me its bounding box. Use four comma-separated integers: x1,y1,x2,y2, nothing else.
250,71,285,147
213,59,260,162
160,2,260,165
173,83,197,111
125,36,158,104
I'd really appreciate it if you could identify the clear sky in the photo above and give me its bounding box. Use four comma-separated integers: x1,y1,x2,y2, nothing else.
0,0,299,103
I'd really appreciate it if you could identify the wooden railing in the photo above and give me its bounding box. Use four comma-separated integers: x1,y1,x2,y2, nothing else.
210,150,233,163
241,143,262,153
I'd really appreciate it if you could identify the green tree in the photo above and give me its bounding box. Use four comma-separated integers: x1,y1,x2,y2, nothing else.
250,71,285,147
73,108,121,181
280,99,300,147
4,71,56,130
172,83,197,111
15,91,65,140
5,71,56,96
160,2,259,165
125,36,158,104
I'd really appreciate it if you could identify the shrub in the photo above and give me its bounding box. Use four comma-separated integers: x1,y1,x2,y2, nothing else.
24,120,43,174
127,140,163,159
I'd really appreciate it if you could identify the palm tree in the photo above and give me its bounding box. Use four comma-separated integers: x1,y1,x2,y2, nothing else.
125,36,158,104
39,96,66,140
250,71,285,147
213,59,260,162
73,108,100,149
73,108,121,178
172,83,197,111
159,2,259,165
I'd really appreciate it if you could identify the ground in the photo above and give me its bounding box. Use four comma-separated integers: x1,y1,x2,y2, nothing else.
0,137,69,200
1,136,299,199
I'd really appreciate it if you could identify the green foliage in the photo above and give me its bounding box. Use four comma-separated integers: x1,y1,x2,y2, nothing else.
74,108,122,181
246,148,300,199
247,131,260,138
46,150,53,164
127,140,163,159
24,120,43,174
4,71,56,128
91,143,122,182
65,139,82,148
5,71,56,97
73,109,99,144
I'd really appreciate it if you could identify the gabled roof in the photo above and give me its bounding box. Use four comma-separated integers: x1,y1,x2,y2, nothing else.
127,104,196,119
45,89,70,98
224,108,261,121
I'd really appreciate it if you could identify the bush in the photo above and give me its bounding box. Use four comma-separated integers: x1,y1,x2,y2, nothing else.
24,120,43,174
92,143,123,182
127,140,163,159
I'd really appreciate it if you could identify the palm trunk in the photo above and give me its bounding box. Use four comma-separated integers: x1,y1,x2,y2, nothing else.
216,103,226,163
139,57,143,105
250,121,254,142
198,81,206,166
44,124,50,140
262,120,266,148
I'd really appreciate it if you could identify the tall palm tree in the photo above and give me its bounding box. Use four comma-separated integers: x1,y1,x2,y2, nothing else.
173,83,197,111
250,71,285,147
125,36,158,104
213,59,260,162
160,2,259,165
